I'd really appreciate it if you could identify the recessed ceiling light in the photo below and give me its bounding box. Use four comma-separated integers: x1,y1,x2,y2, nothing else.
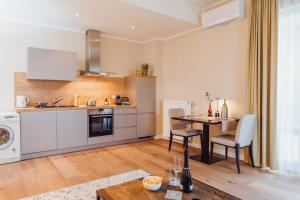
130,26,135,30
75,13,80,17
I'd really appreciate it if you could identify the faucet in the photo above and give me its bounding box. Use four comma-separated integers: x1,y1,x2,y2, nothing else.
53,96,64,106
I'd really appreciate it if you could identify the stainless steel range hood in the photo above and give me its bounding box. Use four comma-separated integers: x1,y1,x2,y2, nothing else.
80,29,117,77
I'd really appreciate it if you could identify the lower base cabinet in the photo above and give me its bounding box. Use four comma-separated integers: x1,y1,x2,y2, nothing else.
21,111,57,154
137,113,156,138
57,110,87,149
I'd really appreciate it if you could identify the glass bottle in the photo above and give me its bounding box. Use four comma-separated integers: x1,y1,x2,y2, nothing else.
208,102,213,117
180,147,193,193
221,99,228,118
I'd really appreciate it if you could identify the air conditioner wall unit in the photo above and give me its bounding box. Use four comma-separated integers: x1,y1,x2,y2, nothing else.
202,0,245,28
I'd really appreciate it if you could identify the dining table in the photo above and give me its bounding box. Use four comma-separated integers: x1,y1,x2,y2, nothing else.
171,115,238,164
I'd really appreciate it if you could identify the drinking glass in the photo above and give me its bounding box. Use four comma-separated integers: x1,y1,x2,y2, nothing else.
173,153,181,175
169,165,177,186
172,153,181,186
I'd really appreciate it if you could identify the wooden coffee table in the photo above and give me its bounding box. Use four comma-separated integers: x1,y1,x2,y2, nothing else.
97,174,240,200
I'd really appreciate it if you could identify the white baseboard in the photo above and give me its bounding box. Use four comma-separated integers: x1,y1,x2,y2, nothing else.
156,135,244,160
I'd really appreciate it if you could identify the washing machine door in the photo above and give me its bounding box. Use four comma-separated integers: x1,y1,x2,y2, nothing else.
0,125,14,150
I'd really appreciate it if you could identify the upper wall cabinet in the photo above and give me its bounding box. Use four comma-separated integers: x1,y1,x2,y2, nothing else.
27,47,77,81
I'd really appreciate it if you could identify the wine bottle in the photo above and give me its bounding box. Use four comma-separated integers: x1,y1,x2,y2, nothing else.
180,148,193,193
221,99,228,118
208,102,213,117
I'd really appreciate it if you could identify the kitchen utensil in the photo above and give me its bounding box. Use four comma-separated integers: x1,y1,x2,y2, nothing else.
16,96,30,108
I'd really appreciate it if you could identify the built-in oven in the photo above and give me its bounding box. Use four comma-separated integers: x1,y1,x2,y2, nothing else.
88,109,113,138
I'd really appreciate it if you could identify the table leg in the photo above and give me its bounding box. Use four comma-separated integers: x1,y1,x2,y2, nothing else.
190,124,224,164
201,124,210,163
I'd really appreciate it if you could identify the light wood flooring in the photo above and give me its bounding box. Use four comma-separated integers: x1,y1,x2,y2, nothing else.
0,139,299,200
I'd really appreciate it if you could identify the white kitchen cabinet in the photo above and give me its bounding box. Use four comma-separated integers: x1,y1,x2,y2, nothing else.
27,47,77,81
137,113,156,138
125,77,156,138
57,110,88,149
125,77,156,113
21,111,57,154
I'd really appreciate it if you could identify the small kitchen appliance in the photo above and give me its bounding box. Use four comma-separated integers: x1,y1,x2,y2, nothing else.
87,99,97,107
15,96,29,108
121,97,130,105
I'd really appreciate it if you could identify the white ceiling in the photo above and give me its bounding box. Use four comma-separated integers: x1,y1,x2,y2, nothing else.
0,0,217,42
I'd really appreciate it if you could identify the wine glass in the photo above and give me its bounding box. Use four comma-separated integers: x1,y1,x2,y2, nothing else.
173,153,181,186
169,164,176,186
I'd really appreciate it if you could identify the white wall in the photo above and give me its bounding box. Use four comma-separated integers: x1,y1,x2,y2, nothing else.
0,20,143,111
161,0,251,118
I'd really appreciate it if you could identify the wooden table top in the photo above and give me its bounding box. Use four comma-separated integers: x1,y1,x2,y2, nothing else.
97,173,240,200
171,116,239,125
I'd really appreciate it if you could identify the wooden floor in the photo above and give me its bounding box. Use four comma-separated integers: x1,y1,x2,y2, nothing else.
0,139,299,200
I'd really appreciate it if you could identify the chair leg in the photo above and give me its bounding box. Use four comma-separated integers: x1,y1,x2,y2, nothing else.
183,137,186,148
235,144,241,174
210,142,214,163
225,146,228,160
168,131,173,151
249,141,255,167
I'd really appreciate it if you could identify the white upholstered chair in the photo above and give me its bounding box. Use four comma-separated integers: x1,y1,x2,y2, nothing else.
210,114,256,173
168,108,202,151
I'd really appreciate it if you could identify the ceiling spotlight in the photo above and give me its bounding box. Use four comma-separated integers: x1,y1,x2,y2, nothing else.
130,26,135,30
75,13,80,17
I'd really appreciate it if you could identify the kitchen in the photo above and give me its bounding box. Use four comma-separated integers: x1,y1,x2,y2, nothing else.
12,30,156,160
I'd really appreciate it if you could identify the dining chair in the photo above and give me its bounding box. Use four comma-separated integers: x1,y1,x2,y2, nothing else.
210,114,256,173
168,108,202,151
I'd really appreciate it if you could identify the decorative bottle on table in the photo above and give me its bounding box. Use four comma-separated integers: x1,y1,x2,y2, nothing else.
208,102,213,117
221,99,228,118
180,145,193,193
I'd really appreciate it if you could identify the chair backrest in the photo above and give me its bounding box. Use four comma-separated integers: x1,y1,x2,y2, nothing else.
169,108,186,130
235,114,256,147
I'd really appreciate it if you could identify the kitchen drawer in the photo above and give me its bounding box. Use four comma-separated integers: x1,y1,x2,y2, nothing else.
88,135,114,145
114,108,136,115
114,114,136,128
114,127,137,141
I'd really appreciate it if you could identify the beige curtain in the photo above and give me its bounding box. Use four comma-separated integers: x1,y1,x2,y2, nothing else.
246,0,278,169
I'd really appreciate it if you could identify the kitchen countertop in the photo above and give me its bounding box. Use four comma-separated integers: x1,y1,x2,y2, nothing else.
15,105,136,112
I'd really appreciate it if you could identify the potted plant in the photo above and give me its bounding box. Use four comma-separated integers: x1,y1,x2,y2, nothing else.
141,63,149,76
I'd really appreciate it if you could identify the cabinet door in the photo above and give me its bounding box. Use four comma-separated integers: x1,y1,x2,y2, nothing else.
136,78,156,113
27,47,77,81
114,127,137,141
137,113,156,138
21,111,57,154
57,110,87,149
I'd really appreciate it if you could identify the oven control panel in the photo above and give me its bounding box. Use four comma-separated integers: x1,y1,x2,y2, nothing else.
88,108,113,115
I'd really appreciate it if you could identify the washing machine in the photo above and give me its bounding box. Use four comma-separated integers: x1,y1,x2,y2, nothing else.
0,112,20,164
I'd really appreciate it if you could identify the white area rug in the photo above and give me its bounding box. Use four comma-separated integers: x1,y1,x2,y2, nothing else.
23,169,150,200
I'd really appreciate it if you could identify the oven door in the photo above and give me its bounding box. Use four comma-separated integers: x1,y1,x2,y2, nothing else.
89,114,113,137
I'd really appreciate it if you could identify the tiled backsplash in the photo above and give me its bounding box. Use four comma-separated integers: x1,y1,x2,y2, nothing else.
14,72,125,107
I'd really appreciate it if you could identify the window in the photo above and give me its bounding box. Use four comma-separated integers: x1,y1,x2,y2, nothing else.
277,2,300,174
